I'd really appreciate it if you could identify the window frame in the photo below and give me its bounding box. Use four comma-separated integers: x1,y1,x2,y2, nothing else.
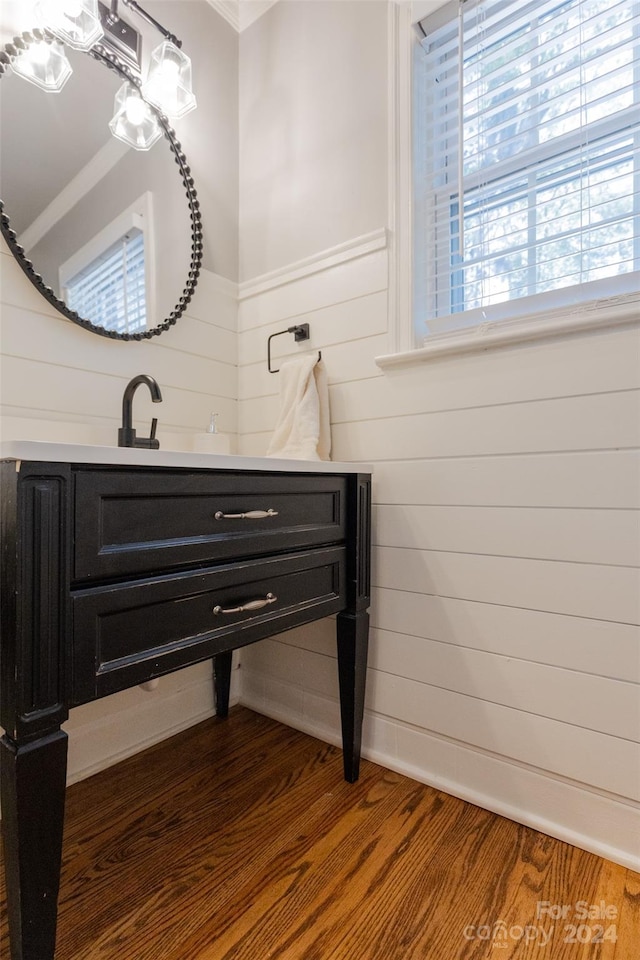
379,0,640,369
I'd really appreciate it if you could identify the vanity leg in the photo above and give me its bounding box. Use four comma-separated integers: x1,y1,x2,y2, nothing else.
0,729,68,960
336,610,369,783
213,651,233,719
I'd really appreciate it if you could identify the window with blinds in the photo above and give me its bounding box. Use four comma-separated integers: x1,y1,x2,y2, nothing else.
64,228,147,335
413,0,640,341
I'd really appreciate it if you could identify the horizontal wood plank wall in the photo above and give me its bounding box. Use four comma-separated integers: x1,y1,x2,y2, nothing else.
0,246,238,446
0,241,240,786
237,232,640,871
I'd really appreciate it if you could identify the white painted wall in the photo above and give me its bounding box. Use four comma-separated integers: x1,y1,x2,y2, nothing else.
239,0,388,279
238,1,640,870
0,1,240,782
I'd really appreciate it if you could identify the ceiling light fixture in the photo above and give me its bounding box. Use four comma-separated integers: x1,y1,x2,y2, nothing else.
13,0,196,150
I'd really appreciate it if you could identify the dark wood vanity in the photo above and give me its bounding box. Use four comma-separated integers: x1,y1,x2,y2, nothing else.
0,447,371,960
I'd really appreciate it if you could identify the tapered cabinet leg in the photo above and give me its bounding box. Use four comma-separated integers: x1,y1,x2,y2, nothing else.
336,610,369,783
213,651,233,719
0,729,68,960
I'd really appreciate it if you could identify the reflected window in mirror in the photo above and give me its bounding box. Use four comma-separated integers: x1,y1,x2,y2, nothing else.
59,191,154,335
63,229,145,335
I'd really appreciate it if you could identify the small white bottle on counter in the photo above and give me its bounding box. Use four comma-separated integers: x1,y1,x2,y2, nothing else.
192,413,231,454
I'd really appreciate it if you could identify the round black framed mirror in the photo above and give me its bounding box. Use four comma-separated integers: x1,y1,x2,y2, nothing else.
0,28,203,341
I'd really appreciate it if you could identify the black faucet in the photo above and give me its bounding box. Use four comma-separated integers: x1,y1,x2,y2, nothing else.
118,375,163,449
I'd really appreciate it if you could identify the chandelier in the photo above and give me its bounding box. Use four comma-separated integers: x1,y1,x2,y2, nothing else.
11,0,197,150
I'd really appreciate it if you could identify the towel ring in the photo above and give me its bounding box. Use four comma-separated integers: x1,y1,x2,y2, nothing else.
267,323,321,373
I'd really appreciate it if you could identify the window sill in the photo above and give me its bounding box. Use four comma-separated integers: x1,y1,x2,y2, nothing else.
376,294,640,370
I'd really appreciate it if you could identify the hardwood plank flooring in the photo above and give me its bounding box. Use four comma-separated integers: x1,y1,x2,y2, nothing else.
1,707,638,959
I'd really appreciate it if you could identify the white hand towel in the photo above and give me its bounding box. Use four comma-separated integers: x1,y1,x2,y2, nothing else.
267,355,331,461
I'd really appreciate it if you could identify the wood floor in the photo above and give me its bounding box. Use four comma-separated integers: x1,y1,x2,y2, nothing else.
1,707,638,959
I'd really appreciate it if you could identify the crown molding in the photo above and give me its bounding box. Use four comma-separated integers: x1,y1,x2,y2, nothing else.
207,1,241,31
206,1,278,33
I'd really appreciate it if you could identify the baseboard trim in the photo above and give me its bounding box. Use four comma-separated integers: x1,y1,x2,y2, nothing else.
66,704,221,786
368,745,640,875
65,670,240,786
239,688,640,873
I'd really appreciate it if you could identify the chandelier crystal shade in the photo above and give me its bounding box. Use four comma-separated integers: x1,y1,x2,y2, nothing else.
35,0,104,52
108,80,163,151
142,40,196,120
10,39,73,92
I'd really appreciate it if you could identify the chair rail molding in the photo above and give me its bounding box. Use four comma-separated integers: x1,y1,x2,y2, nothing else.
239,229,388,301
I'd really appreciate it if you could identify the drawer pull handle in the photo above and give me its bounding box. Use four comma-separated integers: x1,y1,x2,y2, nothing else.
214,509,279,520
213,592,278,616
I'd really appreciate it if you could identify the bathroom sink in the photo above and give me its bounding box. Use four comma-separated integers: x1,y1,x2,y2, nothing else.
0,440,366,473
0,442,372,960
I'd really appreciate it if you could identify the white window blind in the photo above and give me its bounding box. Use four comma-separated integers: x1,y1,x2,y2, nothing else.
414,0,640,341
64,228,147,335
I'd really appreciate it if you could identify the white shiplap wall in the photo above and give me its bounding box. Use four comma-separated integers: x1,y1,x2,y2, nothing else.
0,247,238,447
0,241,240,782
237,232,640,871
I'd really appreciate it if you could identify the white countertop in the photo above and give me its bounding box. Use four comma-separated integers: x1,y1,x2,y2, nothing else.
0,440,371,474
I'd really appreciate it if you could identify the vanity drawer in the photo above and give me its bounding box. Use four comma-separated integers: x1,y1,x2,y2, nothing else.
73,468,346,581
71,546,345,702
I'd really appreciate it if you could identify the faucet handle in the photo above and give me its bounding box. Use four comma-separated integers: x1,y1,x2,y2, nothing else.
140,417,160,449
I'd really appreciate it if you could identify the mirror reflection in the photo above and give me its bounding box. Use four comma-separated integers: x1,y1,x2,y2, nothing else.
0,39,197,338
